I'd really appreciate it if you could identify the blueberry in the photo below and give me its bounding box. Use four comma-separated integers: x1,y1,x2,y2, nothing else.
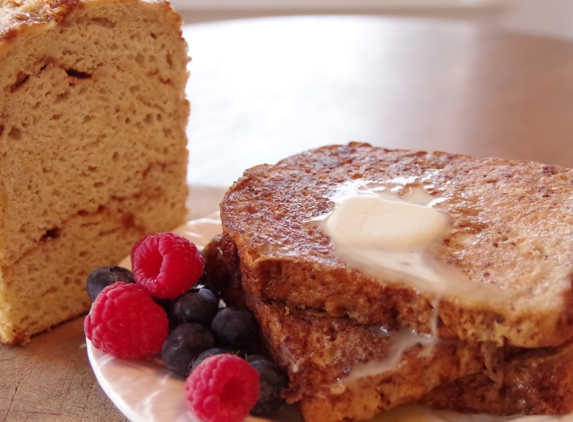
211,307,258,349
154,297,173,314
249,359,289,416
172,288,219,327
86,266,134,301
161,323,215,376
245,354,270,364
152,297,178,330
190,347,231,372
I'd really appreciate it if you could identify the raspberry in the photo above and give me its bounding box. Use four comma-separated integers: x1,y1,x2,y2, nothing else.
131,232,204,299
84,282,169,359
185,354,260,422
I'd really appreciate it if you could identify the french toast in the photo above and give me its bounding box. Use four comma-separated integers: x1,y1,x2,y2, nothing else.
249,295,573,421
203,234,573,421
219,142,573,348
421,339,573,415
245,294,494,422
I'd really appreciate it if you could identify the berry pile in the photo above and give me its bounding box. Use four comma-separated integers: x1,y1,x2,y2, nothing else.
84,232,288,422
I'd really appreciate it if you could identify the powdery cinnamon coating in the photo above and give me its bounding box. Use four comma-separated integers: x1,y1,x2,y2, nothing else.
220,143,573,348
0,0,189,344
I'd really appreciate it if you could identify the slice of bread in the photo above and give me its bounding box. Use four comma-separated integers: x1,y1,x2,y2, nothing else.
220,142,573,348
0,0,189,344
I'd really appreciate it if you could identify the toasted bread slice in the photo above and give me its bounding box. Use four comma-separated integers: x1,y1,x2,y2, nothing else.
246,294,497,422
220,143,573,348
203,235,573,421
249,295,573,422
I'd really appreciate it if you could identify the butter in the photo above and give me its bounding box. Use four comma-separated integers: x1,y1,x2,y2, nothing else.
316,180,502,301
316,181,457,297
316,180,506,382
345,326,435,383
327,196,450,251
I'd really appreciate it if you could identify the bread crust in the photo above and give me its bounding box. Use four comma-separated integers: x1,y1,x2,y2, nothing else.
248,296,573,421
1,0,79,42
0,0,178,42
220,143,573,348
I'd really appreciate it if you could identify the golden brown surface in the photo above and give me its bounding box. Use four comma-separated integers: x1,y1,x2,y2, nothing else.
248,294,573,421
248,297,573,422
1,0,79,40
0,0,189,344
422,340,573,415
221,143,573,348
245,295,491,422
206,234,573,420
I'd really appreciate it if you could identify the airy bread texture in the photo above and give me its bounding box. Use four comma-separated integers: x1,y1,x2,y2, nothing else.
0,0,189,344
220,142,573,348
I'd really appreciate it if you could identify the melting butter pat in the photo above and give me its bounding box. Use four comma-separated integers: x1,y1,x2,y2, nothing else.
327,196,449,251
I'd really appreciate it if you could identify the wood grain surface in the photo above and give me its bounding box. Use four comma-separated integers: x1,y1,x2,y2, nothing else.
3,14,573,422
0,317,127,421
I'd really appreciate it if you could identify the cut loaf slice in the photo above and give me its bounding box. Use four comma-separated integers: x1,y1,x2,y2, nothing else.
0,0,189,344
220,143,573,348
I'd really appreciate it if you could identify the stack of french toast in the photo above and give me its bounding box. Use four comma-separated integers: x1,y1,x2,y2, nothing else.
204,142,573,422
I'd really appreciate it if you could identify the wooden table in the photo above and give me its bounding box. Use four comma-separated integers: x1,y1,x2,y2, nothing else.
3,15,573,421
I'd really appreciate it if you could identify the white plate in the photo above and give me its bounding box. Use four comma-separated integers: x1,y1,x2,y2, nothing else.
87,215,573,422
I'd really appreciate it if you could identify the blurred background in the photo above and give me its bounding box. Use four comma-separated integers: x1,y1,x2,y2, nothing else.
173,0,573,41
176,0,573,190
